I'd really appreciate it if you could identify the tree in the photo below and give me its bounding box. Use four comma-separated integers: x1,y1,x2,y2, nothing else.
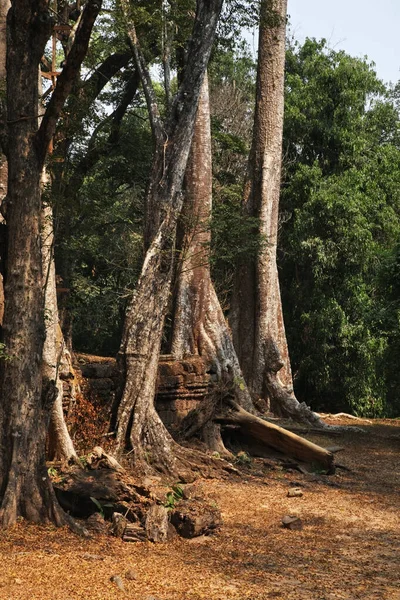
0,1,79,465
170,73,253,454
52,62,144,356
230,0,322,424
0,0,101,527
280,39,400,416
41,185,78,462
0,0,9,324
114,0,224,474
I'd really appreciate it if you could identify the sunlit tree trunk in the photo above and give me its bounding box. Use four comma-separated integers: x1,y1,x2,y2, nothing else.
41,192,77,463
171,74,253,452
231,0,323,425
114,0,223,474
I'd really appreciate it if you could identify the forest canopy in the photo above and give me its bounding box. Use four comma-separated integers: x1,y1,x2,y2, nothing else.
56,33,400,418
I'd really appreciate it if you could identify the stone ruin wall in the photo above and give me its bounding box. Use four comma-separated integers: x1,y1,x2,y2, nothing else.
68,354,211,430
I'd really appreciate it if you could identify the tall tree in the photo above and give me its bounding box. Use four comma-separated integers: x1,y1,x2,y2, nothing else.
0,0,7,200
114,0,224,474
0,0,10,324
171,73,253,453
0,0,101,527
41,186,78,462
230,0,322,424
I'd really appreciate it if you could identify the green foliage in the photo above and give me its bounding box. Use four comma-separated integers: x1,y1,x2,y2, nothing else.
90,496,114,518
0,343,11,361
55,111,151,356
47,467,65,484
280,38,400,416
235,451,252,465
164,484,184,510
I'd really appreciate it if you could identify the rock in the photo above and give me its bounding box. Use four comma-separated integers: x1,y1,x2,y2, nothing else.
145,504,170,543
282,515,303,530
171,499,222,538
86,512,108,534
112,512,128,538
80,362,116,379
89,446,125,471
188,534,213,544
167,522,178,541
82,553,105,561
123,524,147,542
125,569,138,581
110,575,125,591
287,488,303,498
181,482,204,500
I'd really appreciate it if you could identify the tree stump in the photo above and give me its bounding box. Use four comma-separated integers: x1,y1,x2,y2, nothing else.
171,498,222,538
145,504,170,543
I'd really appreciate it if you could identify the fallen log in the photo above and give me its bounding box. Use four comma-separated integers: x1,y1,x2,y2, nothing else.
216,402,335,474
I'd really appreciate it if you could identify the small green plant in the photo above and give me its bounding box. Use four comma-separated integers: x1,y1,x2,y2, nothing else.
90,497,114,518
233,376,246,391
235,451,252,465
79,455,89,468
164,483,184,510
0,343,11,361
47,466,65,484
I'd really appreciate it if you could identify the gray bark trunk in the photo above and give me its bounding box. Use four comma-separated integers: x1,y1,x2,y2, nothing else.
41,194,77,463
171,75,253,452
230,0,324,426
115,0,223,473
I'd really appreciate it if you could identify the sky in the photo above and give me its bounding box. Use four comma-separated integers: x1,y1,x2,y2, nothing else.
286,0,400,85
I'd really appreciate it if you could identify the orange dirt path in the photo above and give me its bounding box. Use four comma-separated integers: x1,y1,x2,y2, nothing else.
0,418,399,600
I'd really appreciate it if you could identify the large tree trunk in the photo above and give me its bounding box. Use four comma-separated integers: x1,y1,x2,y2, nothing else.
230,0,324,426
0,1,62,527
114,0,223,474
41,195,77,463
170,74,253,453
0,0,101,527
0,0,10,325
217,401,335,473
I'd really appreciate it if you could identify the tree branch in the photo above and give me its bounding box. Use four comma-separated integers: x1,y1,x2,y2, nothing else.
119,0,164,145
79,51,132,105
65,69,140,195
35,0,102,166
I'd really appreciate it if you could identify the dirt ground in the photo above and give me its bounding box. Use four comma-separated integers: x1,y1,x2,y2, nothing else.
0,417,399,600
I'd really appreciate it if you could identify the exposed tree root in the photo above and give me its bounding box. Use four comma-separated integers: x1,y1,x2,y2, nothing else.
0,468,87,534
215,400,335,473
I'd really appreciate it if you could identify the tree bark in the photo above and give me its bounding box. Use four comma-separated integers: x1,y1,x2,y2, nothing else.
216,401,335,473
230,0,324,426
0,0,10,326
170,74,253,452
114,0,223,474
41,195,77,463
0,0,101,527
